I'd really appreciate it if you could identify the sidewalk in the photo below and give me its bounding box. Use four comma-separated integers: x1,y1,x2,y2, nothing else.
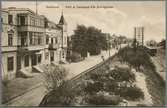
63,49,117,80
2,73,44,104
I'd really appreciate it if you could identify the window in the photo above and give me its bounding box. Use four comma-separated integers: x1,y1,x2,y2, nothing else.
8,15,13,24
1,18,3,23
1,18,3,32
34,36,37,45
8,57,14,71
45,52,49,60
46,36,49,44
8,34,13,46
55,37,57,44
29,32,33,45
21,35,27,46
38,36,41,45
20,16,25,25
24,55,29,67
30,17,35,26
65,37,67,44
62,51,64,58
34,19,36,26
50,52,54,61
51,38,53,44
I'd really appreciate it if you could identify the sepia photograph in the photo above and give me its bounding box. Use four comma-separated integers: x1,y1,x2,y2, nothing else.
0,0,166,107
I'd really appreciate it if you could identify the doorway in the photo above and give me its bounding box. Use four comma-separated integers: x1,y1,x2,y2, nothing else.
50,52,54,62
31,54,37,66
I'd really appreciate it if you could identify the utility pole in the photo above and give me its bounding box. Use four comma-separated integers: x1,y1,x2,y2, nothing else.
134,27,137,52
142,27,144,46
36,0,38,15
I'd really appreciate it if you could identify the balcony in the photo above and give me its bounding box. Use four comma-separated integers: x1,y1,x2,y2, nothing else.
48,44,58,50
1,46,17,52
17,25,45,32
18,45,45,52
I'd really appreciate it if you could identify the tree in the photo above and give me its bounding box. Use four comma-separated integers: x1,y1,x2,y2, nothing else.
71,25,88,57
146,40,157,47
71,25,108,57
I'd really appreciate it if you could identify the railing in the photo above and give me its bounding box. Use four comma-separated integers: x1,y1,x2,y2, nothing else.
18,45,45,51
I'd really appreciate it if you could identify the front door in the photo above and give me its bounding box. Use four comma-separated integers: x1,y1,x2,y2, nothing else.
17,55,21,70
31,54,37,66
37,54,42,64
50,52,54,62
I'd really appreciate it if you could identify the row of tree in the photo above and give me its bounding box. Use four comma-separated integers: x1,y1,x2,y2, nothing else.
71,25,109,57
146,39,165,49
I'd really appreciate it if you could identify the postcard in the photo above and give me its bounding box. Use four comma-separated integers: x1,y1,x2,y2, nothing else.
1,0,166,107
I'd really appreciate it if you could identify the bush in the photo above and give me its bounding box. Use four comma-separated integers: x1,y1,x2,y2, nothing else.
107,67,135,82
39,81,77,106
89,68,110,82
42,65,68,91
59,60,66,64
119,86,144,101
104,81,119,92
87,93,123,105
70,52,84,62
84,81,104,94
118,46,156,72
89,72,107,82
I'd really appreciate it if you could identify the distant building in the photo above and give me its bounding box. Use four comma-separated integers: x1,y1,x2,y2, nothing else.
57,13,68,62
1,7,69,80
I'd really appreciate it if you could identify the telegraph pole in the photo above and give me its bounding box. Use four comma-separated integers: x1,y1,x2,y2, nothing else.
134,27,137,51
142,27,144,46
36,0,38,15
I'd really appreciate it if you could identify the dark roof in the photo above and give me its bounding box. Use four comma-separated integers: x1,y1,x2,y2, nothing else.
59,13,67,25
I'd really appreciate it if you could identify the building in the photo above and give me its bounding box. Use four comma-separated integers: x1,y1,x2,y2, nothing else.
57,13,68,62
1,9,18,80
1,7,68,81
45,14,68,63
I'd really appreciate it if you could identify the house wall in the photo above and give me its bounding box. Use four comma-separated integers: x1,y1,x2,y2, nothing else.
1,52,17,80
1,8,69,81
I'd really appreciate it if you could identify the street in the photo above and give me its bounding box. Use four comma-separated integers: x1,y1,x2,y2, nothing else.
64,49,117,80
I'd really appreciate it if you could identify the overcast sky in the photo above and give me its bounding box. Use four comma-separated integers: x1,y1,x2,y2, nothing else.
2,1,165,42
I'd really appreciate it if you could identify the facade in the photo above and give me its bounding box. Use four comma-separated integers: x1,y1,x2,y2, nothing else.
1,9,19,80
1,7,68,80
57,14,68,62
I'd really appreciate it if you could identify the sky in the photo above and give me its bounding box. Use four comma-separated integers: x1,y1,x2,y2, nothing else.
2,1,166,42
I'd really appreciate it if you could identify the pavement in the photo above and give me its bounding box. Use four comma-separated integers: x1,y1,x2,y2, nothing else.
63,49,117,80
5,85,46,106
4,49,117,106
2,73,44,104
